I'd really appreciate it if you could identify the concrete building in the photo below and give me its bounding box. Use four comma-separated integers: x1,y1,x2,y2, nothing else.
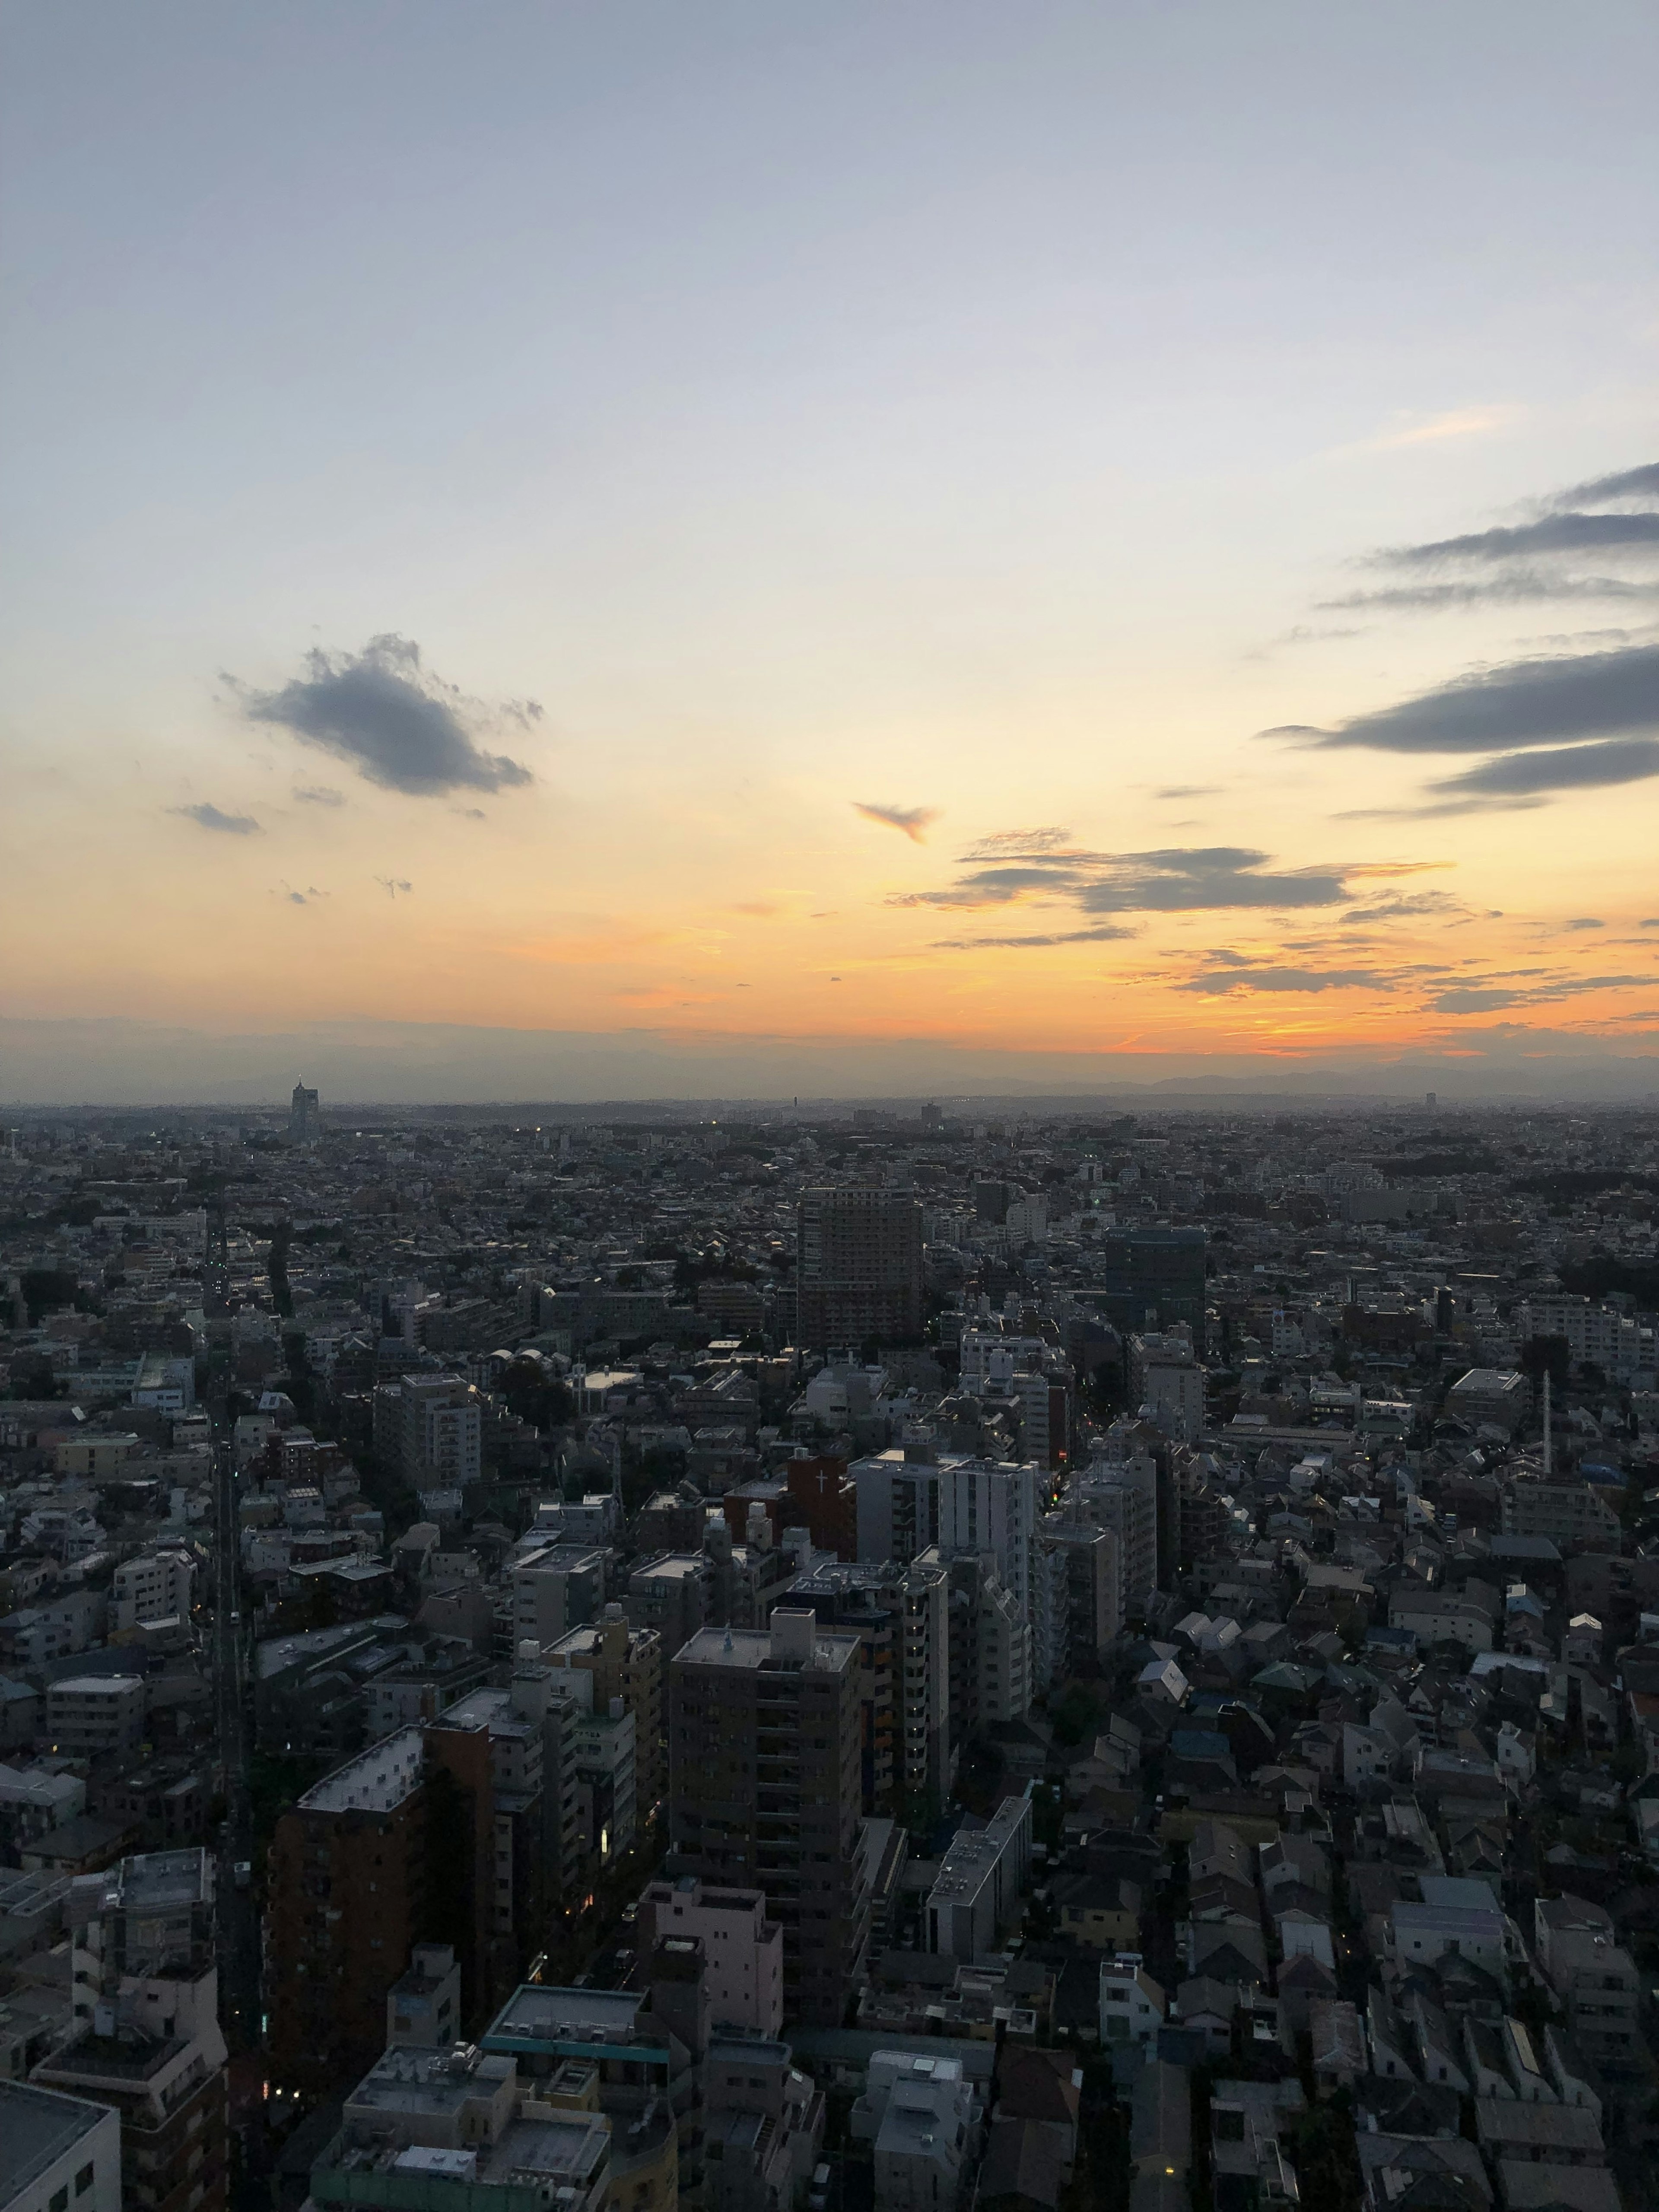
545,1607,664,1829
796,1189,924,1351
925,1795,1033,1958
852,2050,979,2212
1446,1369,1528,1435
309,2042,612,2212
44,1678,145,1760
1100,1955,1167,2045
509,1545,607,1650
0,2083,121,2212
784,1555,951,1816
637,1875,785,2037
109,1549,194,1634
397,1374,483,1489
668,1611,871,2026
32,1850,227,2212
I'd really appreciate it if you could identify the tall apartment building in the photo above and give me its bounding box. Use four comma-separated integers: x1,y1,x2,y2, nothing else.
396,1373,483,1488
852,1450,1040,1616
507,1543,607,1651
545,1607,664,1829
1129,1330,1206,1443
32,1849,228,2212
1076,1454,1160,1621
796,1189,923,1351
785,1556,951,1815
668,1611,871,2026
265,1709,531,2095
1035,1516,1120,1684
1519,1295,1656,1382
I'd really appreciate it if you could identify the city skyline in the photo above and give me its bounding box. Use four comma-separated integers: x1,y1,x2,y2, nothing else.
3,3,1657,1103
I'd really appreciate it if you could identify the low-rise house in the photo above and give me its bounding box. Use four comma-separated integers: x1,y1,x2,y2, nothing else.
1099,1956,1166,2046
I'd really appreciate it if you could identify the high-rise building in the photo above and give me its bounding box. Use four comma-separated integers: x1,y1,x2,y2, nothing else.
852,1449,1041,1617
785,1555,951,1816
668,1611,870,2025
796,1189,923,1351
32,1850,228,2212
397,1373,483,1489
289,1081,319,1144
636,1875,786,2038
1092,1227,1208,1333
545,1606,665,1831
264,1705,549,2096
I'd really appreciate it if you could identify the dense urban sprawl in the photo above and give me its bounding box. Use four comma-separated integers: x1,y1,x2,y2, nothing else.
3,1087,1659,2212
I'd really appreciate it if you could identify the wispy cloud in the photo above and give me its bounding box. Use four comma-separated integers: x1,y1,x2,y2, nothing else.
1423,735,1659,798
229,634,538,796
172,801,260,835
375,876,413,898
932,923,1139,950
1269,642,1659,760
293,785,346,807
854,801,939,843
890,831,1430,921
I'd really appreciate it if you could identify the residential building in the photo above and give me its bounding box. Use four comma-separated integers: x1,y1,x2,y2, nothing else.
0,2082,121,2212
668,1611,871,2026
925,1796,1033,1958
1100,1955,1167,2045
544,1607,664,1828
32,1850,227,2212
44,1679,145,1761
851,2050,979,2212
638,1876,785,2037
796,1190,924,1351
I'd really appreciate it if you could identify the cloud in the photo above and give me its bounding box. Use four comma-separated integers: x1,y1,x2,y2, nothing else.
932,923,1139,950
1565,917,1606,931
1423,735,1659,797
1176,965,1395,995
375,876,413,898
1271,642,1659,756
1341,889,1470,922
229,634,537,795
890,833,1417,921
1155,785,1220,799
172,801,260,835
1317,457,1659,615
1547,461,1659,507
293,785,346,807
853,801,939,843
1379,513,1659,566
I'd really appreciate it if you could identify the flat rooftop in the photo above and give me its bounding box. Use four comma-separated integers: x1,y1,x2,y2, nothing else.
299,1727,425,1815
484,1984,654,2049
676,1625,858,1673
0,2081,111,2199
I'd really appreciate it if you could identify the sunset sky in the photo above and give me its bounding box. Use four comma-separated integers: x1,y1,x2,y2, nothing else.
3,1,1657,1102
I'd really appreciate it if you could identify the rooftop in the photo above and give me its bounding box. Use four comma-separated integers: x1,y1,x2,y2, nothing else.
0,2081,112,2199
298,1726,426,1814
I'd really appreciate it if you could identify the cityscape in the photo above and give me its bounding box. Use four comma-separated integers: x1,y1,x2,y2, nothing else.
4,6,1658,2212
2,1085,1658,2212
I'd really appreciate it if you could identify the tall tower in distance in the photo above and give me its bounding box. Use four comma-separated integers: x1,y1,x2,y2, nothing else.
289,1079,319,1144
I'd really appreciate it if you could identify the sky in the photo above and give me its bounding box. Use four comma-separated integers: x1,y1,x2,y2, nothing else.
2,0,1657,1103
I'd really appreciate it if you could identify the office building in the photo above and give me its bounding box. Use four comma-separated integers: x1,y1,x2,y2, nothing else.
796,1189,923,1351
32,1850,227,2212
668,1611,870,2025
